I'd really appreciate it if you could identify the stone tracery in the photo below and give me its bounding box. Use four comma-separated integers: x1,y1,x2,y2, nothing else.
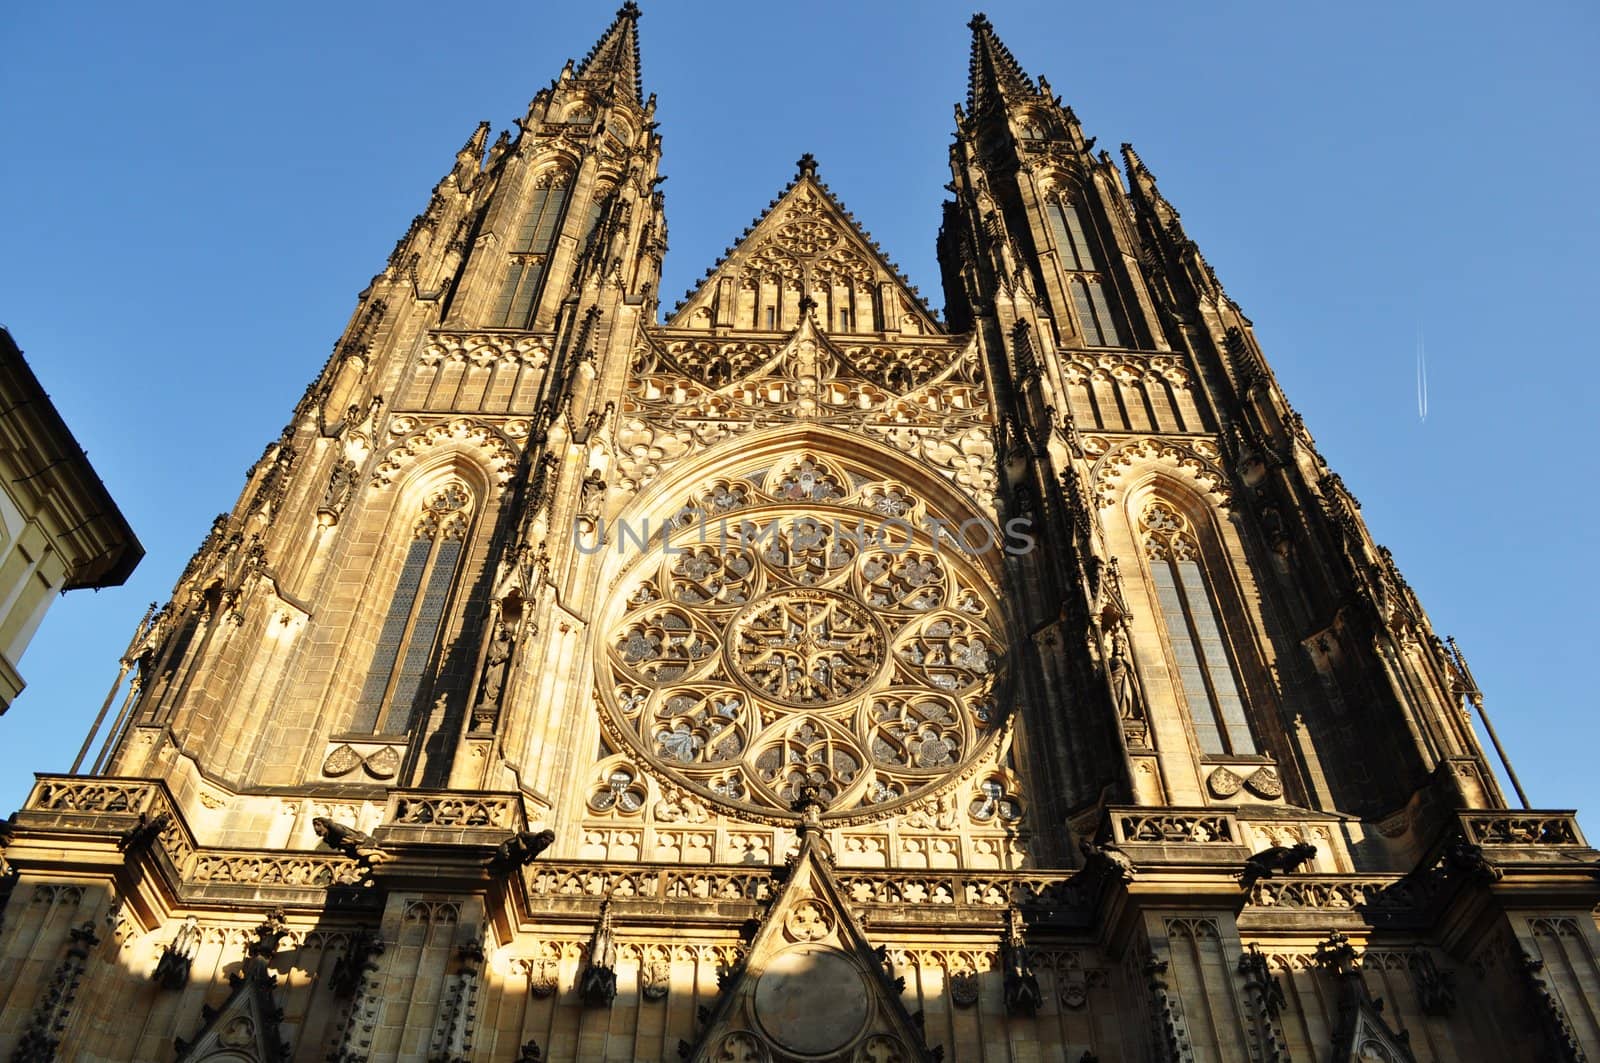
599,454,1008,819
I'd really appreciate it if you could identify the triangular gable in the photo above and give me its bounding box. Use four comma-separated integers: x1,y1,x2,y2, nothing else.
685,834,938,1062
1331,994,1418,1063
174,960,288,1062
668,157,943,336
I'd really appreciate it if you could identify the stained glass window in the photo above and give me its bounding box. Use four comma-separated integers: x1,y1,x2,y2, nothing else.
1140,499,1255,755
350,484,472,734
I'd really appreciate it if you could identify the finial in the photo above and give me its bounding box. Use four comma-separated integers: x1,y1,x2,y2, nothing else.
796,152,818,179
969,12,991,30
618,1,641,18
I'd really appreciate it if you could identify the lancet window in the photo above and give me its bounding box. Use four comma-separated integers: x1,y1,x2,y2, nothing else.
349,483,473,734
492,171,571,328
1139,499,1254,756
1045,192,1125,347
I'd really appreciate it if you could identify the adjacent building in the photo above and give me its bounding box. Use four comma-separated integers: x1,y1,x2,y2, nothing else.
0,326,141,713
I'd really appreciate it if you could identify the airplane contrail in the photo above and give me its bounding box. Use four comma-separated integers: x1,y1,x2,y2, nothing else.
1416,328,1428,423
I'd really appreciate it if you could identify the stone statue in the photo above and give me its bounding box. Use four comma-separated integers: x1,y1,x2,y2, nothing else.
312,817,392,866
477,619,513,707
1106,626,1143,721
319,459,356,521
1239,842,1317,889
578,469,607,527
489,828,557,874
152,916,200,990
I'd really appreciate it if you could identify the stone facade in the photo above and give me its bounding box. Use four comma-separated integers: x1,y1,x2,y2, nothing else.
1,7,1596,1061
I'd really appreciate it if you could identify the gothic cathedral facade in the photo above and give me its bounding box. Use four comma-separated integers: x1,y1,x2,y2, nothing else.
3,8,1596,1062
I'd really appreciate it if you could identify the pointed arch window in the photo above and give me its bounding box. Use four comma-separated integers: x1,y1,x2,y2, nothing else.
492,171,571,328
1139,500,1254,756
1045,193,1126,347
350,483,473,735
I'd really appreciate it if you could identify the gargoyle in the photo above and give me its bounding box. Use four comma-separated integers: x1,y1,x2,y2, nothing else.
489,828,556,874
117,810,172,853
1080,837,1136,883
1239,842,1317,888
313,817,392,865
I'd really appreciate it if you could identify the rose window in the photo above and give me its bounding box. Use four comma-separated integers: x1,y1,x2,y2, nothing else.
598,453,1009,819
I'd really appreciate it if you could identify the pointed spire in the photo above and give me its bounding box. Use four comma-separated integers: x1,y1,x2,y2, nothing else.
967,12,1036,115
1121,142,1180,227
576,2,645,104
459,121,490,161
1120,142,1148,179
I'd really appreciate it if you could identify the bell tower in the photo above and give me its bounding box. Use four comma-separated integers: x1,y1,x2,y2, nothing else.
3,9,1597,1063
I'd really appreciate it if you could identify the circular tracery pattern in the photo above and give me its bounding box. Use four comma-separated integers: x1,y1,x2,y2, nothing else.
599,454,1009,819
730,590,886,707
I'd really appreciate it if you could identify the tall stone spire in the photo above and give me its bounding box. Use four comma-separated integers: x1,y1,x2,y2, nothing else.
965,12,1036,115
576,2,645,104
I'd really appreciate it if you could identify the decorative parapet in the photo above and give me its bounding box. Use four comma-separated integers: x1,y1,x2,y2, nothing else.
19,776,195,868
16,776,368,905
520,861,1093,923
840,871,1091,916
1109,806,1244,850
380,789,527,845
1107,806,1241,864
1460,812,1585,848
1247,876,1431,912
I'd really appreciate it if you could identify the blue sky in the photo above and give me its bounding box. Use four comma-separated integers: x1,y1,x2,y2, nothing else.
1,1,1596,824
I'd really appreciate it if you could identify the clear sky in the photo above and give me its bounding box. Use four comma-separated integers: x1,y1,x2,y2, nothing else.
1,1,1596,825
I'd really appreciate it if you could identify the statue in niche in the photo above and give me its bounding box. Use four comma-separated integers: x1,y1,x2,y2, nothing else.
1105,624,1144,721
477,618,513,707
577,469,607,529
152,916,200,990
319,459,357,522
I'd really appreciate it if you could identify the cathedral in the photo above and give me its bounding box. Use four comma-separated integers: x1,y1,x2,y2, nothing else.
3,7,1597,1061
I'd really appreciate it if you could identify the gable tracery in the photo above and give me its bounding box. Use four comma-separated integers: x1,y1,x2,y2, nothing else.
670,175,940,336
1085,435,1230,510
617,328,997,508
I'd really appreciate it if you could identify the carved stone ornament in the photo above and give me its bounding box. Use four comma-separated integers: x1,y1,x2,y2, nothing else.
528,959,560,998
950,970,980,1007
321,743,401,780
1243,766,1282,799
153,916,200,990
641,956,671,1001
1207,766,1244,798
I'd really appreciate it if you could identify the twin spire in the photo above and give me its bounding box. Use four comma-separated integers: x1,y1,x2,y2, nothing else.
571,6,1038,120
965,12,1038,115
574,2,644,104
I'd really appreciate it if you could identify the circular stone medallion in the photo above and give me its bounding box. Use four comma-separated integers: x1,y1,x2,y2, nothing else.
753,944,870,1056
728,589,886,708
